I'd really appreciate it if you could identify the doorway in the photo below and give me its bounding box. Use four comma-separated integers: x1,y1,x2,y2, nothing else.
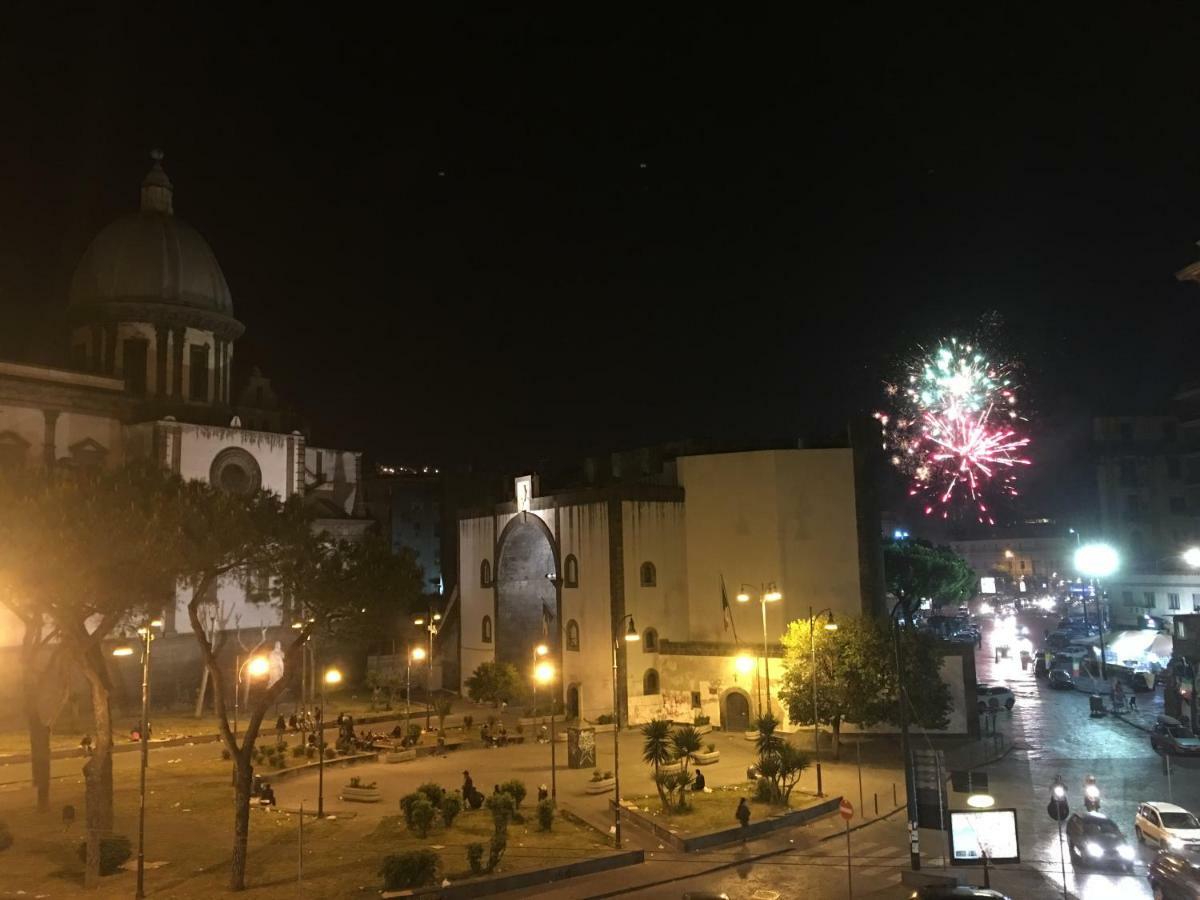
566,684,580,720
723,691,751,732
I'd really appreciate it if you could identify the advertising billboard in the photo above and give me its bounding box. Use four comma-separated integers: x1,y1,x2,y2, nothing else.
949,809,1020,865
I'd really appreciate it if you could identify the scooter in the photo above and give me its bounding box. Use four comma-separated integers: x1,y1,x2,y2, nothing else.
1084,775,1101,812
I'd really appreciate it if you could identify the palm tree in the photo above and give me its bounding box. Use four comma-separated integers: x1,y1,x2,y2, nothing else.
641,719,673,807
754,713,784,760
670,725,703,809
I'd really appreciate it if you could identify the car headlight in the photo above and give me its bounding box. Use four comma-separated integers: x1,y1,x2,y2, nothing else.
1117,845,1135,861
1086,841,1105,858
1169,836,1186,850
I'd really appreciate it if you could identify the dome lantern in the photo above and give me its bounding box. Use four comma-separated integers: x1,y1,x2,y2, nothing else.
140,148,173,215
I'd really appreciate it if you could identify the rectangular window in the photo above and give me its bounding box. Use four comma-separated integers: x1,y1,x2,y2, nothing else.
122,338,149,396
1169,593,1181,610
189,346,209,402
1144,591,1156,609
1193,593,1200,612
1122,591,1134,607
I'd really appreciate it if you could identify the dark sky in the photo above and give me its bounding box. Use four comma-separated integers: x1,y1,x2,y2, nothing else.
4,8,1200,485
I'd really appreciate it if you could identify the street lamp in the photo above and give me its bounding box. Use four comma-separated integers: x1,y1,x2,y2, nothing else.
317,666,342,818
414,609,443,730
233,653,270,742
737,583,782,718
809,607,837,796
891,597,920,872
611,615,639,849
1075,542,1119,681
532,643,549,720
407,646,427,720
112,617,162,899
1183,547,1200,569
534,658,558,801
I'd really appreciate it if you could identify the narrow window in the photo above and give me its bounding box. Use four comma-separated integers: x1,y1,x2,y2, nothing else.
480,559,492,588
566,619,580,651
482,615,492,643
122,338,149,396
642,668,660,695
640,561,657,587
564,554,579,588
642,628,658,652
189,345,209,401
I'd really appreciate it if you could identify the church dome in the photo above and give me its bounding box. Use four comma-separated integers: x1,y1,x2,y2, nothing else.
68,151,243,338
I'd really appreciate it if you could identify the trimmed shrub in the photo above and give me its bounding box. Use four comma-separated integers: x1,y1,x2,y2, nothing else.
417,782,446,807
380,849,439,890
409,797,436,838
77,835,132,875
441,794,462,828
305,746,316,760
499,779,527,808
466,841,485,874
536,798,554,832
399,792,424,828
486,834,507,872
291,745,306,758
0,821,12,851
754,777,773,803
485,791,515,835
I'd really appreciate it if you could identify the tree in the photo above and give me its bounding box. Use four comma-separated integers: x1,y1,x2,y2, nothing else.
640,719,673,808
177,482,422,891
464,661,521,707
778,616,890,758
669,724,702,809
884,538,975,615
0,464,186,888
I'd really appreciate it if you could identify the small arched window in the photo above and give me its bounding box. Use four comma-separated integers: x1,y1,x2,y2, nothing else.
643,668,660,695
566,619,580,651
564,554,579,588
480,559,492,588
482,615,493,643
640,561,657,587
642,628,658,652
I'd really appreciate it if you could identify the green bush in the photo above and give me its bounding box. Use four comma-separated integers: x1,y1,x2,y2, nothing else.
441,794,462,828
486,834,507,872
0,820,12,851
463,714,474,729
399,792,424,828
291,745,306,758
409,797,436,838
499,779,527,808
77,835,132,876
754,777,773,803
305,746,315,759
380,849,439,890
536,798,554,832
417,782,446,807
466,841,485,874
485,791,515,835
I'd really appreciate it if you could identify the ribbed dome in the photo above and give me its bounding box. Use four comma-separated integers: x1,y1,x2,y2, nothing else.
68,152,237,321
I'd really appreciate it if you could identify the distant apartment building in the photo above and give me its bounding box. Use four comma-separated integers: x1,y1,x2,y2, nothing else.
363,464,447,595
949,524,1074,590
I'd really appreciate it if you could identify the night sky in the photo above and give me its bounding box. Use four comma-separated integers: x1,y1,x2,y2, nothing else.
4,9,1199,502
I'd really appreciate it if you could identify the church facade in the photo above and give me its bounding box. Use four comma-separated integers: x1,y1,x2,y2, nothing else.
0,152,370,651
458,447,887,730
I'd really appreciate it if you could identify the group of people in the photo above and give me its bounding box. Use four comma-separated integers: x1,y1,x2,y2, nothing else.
1111,680,1138,712
480,722,509,747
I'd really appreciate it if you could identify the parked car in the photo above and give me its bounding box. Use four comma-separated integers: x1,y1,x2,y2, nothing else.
1149,850,1200,899
909,888,1012,899
975,683,1016,713
1136,802,1200,852
1151,718,1200,757
1064,811,1136,871
1048,669,1075,690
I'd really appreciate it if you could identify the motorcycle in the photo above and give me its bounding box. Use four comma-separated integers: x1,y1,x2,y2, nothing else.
1084,775,1101,812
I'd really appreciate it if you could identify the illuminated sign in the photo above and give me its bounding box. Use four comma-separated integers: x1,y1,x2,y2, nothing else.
979,577,997,595
949,809,1020,866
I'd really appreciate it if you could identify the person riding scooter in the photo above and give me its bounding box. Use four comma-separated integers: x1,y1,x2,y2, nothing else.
1084,774,1101,812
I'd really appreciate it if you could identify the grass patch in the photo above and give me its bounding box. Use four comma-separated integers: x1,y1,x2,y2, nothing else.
626,782,823,836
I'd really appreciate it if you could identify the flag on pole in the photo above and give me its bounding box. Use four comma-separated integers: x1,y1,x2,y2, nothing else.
720,575,740,642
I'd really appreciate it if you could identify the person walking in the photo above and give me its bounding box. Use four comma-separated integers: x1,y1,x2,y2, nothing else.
736,797,751,843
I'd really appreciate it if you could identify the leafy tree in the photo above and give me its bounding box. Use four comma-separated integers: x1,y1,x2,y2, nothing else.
176,481,422,891
884,538,974,615
0,464,185,888
465,661,521,707
890,624,954,731
640,719,673,807
775,744,811,805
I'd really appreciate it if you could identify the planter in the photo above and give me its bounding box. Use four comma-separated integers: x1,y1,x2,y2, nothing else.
384,749,416,764
585,777,617,795
590,722,615,734
691,750,720,765
658,760,686,776
744,731,759,741
693,723,713,736
340,785,382,803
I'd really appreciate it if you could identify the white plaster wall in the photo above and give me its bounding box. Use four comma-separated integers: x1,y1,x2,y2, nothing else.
305,447,360,515
176,424,291,495
621,500,689,715
628,651,767,727
556,501,613,721
173,576,282,636
56,411,124,465
459,515,496,693
0,405,46,466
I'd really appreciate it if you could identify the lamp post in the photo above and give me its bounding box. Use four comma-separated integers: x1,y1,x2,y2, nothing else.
317,666,342,818
1074,543,1119,682
611,615,640,849
532,643,549,719
407,646,426,721
414,610,442,730
233,653,270,743
891,597,920,871
809,607,837,796
737,583,782,717
534,657,558,801
112,618,163,900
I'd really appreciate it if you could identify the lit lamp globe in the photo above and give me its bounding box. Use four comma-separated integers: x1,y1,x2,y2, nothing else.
1074,543,1119,579
535,643,550,657
247,655,270,678
410,647,427,662
966,793,995,809
735,654,755,674
323,667,343,686
1184,547,1200,569
534,660,555,685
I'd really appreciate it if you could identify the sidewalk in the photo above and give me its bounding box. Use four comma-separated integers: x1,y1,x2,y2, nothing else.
1071,671,1165,733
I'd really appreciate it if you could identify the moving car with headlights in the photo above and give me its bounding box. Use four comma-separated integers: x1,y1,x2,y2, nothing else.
1064,811,1136,871
1136,802,1200,852
1151,717,1200,757
1148,849,1200,899
975,683,1016,713
1048,668,1074,690
909,887,1012,899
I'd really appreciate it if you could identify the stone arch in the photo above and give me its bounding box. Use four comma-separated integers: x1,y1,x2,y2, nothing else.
495,513,561,680
720,686,753,733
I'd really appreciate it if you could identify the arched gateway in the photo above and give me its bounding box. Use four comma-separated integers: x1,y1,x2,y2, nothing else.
494,515,561,691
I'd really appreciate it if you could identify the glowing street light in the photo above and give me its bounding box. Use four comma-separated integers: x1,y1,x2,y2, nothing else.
317,665,342,818
1184,547,1200,569
611,614,638,849
1075,543,1119,679
967,793,995,809
233,654,270,740
735,653,755,674
738,582,782,717
809,608,837,796
533,659,559,801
